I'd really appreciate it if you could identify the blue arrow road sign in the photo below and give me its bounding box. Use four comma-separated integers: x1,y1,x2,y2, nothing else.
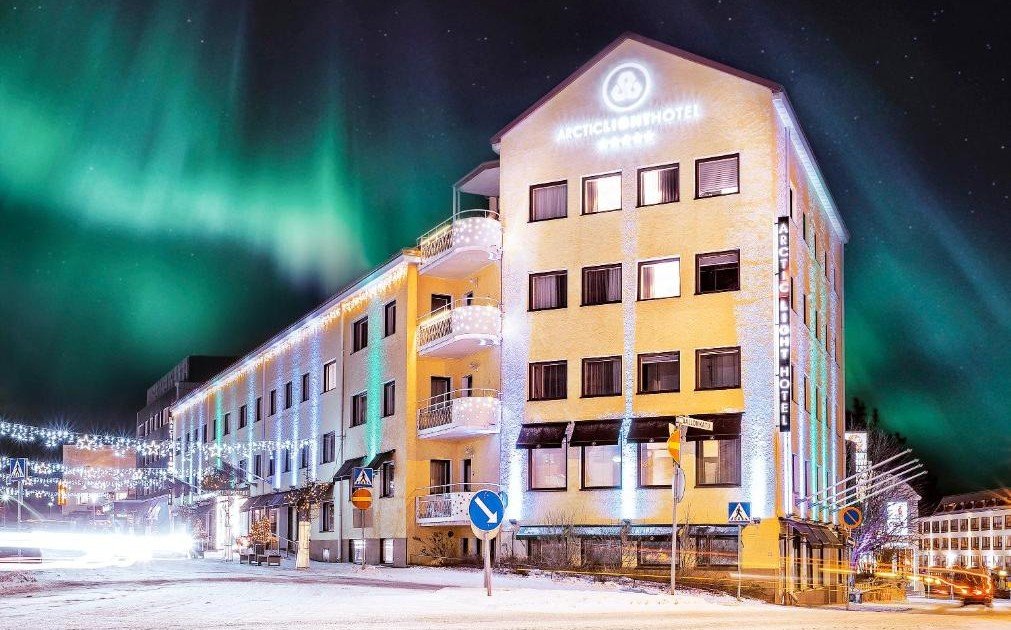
351,467,374,490
728,501,751,523
468,490,504,532
8,458,28,481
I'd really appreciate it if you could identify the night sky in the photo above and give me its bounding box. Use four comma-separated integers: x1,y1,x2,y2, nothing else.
0,1,1007,493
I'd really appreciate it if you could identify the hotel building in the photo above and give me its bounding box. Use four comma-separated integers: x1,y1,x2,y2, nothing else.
169,33,847,602
917,489,1011,572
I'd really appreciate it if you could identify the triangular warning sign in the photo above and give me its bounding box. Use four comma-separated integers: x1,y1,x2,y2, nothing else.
728,502,750,523
354,468,372,488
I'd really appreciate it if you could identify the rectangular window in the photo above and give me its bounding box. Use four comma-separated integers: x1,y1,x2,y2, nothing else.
350,392,367,427
582,173,621,214
284,381,293,409
255,397,262,422
696,154,740,198
321,431,336,464
529,361,567,401
638,352,680,394
696,347,741,390
581,356,621,397
693,533,739,567
268,454,276,477
696,437,741,486
202,424,207,443
254,454,262,477
323,360,337,393
301,373,310,403
382,380,396,417
696,250,740,294
352,317,368,352
380,461,395,498
529,271,567,311
269,389,277,415
582,444,621,489
637,163,678,206
638,258,680,300
238,404,247,429
638,443,674,487
321,501,334,532
382,538,395,564
581,264,621,306
384,301,396,337
223,413,230,436
529,447,567,490
282,449,291,473
529,181,567,222
299,445,309,469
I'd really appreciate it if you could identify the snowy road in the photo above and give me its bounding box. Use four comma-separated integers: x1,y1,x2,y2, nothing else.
2,559,1009,629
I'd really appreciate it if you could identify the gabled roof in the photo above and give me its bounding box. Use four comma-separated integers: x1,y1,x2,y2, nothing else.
490,32,783,145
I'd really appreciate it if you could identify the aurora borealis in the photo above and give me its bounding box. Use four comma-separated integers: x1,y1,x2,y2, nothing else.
0,1,1007,493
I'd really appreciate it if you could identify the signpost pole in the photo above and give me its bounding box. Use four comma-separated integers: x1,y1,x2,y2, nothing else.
671,468,678,596
360,509,366,569
483,532,492,597
737,524,743,600
17,480,23,525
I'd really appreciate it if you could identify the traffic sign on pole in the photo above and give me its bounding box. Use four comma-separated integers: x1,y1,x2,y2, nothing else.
351,488,372,510
352,467,374,490
675,415,714,431
666,425,681,463
728,502,752,523
840,505,863,528
8,458,28,481
468,490,503,533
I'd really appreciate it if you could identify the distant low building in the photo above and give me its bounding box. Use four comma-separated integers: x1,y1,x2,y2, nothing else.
61,445,137,521
916,489,1011,571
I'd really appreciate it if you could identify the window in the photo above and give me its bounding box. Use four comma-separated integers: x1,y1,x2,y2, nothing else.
255,397,262,422
696,347,741,390
254,454,262,477
581,444,621,489
582,173,621,214
299,445,309,469
269,389,277,416
695,438,741,486
352,317,368,352
380,461,395,498
321,501,335,532
638,443,674,487
282,448,291,473
268,454,276,477
351,392,367,427
638,258,680,300
696,250,740,294
430,294,451,311
529,361,567,401
692,532,739,567
201,424,207,443
384,301,397,337
300,373,310,403
223,413,230,436
696,154,740,198
581,356,621,397
638,352,680,394
238,404,247,429
581,264,621,306
530,181,567,222
382,380,396,417
382,538,395,564
321,432,336,464
323,361,337,393
529,447,567,490
637,163,678,206
638,538,673,567
529,271,567,310
284,381,293,409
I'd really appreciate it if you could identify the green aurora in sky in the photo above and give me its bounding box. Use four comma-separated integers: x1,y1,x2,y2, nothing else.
0,1,1008,493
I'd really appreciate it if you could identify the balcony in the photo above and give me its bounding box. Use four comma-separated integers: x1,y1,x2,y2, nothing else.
415,483,499,526
417,210,502,279
417,299,501,358
417,389,501,440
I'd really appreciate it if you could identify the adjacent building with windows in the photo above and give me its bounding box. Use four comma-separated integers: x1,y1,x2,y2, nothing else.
917,489,1011,572
168,33,847,601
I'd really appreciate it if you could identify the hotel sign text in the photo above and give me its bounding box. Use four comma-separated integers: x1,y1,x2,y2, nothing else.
776,217,791,433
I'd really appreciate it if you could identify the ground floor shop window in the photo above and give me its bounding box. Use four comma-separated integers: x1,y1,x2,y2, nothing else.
580,538,622,568
691,533,738,568
637,538,673,567
638,442,674,487
529,447,567,490
530,538,568,566
382,539,395,564
581,444,621,489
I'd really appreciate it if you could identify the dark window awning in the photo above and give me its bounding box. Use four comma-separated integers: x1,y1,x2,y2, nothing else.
243,490,293,511
516,525,622,539
516,422,569,449
627,417,677,443
569,419,621,446
333,456,365,481
785,520,841,546
367,450,395,469
684,413,742,441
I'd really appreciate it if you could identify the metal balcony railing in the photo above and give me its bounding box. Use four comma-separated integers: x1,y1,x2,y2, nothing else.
416,388,500,433
414,482,500,524
416,298,501,349
417,209,500,262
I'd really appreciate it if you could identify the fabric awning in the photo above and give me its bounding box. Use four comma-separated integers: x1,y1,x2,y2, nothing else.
333,456,365,481
243,490,293,511
627,417,677,443
785,520,842,546
516,525,622,539
367,450,395,469
569,419,621,446
516,422,569,449
683,413,742,441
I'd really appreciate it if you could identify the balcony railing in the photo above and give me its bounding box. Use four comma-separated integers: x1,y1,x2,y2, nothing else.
417,210,501,279
417,298,501,358
417,389,500,439
415,482,499,525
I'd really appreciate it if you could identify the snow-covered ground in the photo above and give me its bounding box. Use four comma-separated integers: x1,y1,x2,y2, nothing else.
1,557,1009,629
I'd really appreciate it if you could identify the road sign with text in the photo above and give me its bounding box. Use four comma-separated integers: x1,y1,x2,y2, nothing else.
676,416,714,431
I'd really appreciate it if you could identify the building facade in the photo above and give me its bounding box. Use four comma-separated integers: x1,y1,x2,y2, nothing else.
169,33,847,601
917,489,1011,571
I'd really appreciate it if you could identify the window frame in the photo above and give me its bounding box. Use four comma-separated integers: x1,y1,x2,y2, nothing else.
255,397,262,422
694,153,741,199
580,355,622,398
636,162,680,207
528,270,568,311
301,372,310,403
637,257,681,301
637,351,681,394
269,389,277,416
528,360,568,401
384,301,397,337
321,431,336,464
284,381,293,409
694,437,742,488
352,316,368,353
322,360,337,393
238,404,247,429
527,446,568,491
382,380,396,417
222,413,230,436
581,172,622,215
695,346,742,391
637,442,675,488
350,391,367,427
528,180,568,223
695,249,741,294
580,263,622,307
580,443,622,490
380,461,395,498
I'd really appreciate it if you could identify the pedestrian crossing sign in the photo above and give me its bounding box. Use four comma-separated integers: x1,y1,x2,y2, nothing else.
8,458,28,481
351,467,374,489
728,501,751,523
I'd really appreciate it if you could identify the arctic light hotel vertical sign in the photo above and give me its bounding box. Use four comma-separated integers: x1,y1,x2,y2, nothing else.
776,217,791,432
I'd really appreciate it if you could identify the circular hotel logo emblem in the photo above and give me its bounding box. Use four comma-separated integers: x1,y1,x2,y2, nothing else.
601,62,651,112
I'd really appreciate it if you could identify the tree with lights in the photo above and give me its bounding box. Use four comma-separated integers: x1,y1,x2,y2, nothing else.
288,479,333,569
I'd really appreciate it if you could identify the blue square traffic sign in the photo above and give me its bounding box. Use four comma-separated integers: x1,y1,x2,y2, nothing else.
351,467,374,489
